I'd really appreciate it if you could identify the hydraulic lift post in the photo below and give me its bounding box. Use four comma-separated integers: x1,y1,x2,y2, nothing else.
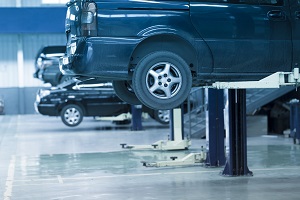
222,89,253,176
289,100,300,144
131,105,143,131
205,89,226,167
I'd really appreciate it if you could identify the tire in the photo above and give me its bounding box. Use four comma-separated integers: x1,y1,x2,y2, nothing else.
132,51,192,110
112,80,141,105
153,109,170,124
60,104,83,127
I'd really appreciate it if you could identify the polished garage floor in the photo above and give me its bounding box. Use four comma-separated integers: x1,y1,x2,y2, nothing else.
0,115,300,200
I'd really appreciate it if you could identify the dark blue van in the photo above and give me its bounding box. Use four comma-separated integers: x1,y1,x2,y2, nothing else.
60,0,299,110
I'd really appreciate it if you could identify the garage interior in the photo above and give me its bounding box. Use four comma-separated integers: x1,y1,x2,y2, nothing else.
1,114,300,200
1,0,300,200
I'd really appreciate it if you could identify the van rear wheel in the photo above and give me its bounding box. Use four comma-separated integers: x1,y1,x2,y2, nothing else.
132,51,192,110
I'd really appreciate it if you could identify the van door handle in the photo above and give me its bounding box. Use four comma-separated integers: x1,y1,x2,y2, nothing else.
267,10,285,20
296,11,300,19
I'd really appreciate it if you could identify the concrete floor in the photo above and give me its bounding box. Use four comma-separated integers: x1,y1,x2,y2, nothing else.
0,114,300,200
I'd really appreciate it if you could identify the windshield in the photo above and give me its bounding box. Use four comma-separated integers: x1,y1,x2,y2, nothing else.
54,78,77,89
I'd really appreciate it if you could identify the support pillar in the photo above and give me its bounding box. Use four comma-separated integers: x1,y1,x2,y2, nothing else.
222,89,253,176
289,100,300,144
131,105,143,131
169,106,184,141
205,89,226,167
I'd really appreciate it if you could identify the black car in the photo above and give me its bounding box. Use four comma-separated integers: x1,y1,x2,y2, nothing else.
33,46,72,86
60,0,299,110
34,78,169,127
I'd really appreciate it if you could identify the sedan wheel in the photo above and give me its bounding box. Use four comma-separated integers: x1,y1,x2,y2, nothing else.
154,109,170,124
61,104,83,127
133,51,192,110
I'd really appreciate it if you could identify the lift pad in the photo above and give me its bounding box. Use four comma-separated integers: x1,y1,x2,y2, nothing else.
95,112,149,121
141,150,206,167
120,139,191,151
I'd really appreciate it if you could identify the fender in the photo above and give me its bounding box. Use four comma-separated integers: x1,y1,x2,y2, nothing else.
132,25,213,75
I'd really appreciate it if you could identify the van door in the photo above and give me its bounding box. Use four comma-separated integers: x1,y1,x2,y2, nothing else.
290,0,300,68
190,0,292,74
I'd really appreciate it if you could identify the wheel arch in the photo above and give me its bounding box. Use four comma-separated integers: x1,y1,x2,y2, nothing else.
130,34,198,77
58,100,86,116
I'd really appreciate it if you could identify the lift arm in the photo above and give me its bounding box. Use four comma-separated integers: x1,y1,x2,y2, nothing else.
209,68,300,89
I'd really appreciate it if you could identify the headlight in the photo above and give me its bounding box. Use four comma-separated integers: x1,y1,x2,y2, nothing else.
39,89,51,99
36,94,40,103
36,58,43,69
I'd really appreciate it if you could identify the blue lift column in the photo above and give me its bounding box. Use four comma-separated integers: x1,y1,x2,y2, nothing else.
131,105,143,131
222,89,253,176
205,89,226,167
289,100,300,144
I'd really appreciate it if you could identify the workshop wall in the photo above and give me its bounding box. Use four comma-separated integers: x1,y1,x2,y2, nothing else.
0,0,67,7
0,34,66,114
0,5,67,114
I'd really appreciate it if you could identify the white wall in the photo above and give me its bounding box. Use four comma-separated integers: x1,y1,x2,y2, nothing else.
0,0,67,7
0,35,18,88
0,34,66,88
0,2,68,114
0,33,66,114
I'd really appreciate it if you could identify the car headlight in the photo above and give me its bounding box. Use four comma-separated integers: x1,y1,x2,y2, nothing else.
35,94,40,103
36,58,43,69
39,89,51,99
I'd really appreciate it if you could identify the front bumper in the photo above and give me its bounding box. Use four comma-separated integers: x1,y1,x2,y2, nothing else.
35,102,58,116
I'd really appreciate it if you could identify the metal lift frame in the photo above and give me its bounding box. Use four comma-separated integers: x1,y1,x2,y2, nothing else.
120,105,191,151
222,89,253,176
140,68,300,171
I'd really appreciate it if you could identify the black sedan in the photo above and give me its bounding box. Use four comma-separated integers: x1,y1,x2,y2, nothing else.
34,78,169,127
